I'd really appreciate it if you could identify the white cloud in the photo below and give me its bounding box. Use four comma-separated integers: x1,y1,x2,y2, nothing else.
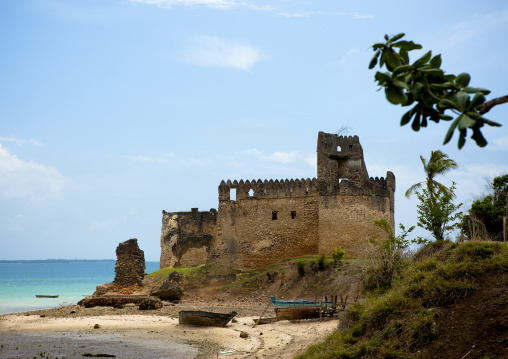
267,151,299,163
0,144,68,201
181,35,267,71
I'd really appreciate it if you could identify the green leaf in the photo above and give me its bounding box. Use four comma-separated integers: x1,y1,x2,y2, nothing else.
412,112,421,131
392,64,412,76
430,83,453,91
400,107,416,126
375,71,391,84
384,48,401,70
469,93,486,109
438,114,453,121
413,51,432,68
399,48,409,64
482,117,502,127
385,85,407,105
384,34,389,41
369,53,379,69
458,129,467,149
413,82,424,97
455,73,471,88
439,98,458,110
471,128,487,147
391,40,422,51
389,33,405,42
443,115,461,145
429,54,442,68
463,87,491,95
392,79,409,90
421,68,444,77
458,114,476,130
453,92,470,112
372,43,384,50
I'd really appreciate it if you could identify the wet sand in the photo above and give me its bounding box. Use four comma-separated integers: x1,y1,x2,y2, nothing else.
0,304,339,358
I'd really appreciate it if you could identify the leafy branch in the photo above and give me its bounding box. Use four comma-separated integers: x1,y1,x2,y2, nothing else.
370,33,504,149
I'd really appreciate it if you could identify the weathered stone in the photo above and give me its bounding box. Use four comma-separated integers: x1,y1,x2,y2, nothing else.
114,238,145,287
94,282,113,296
150,279,183,301
160,132,396,269
78,295,148,308
138,296,163,310
166,271,184,284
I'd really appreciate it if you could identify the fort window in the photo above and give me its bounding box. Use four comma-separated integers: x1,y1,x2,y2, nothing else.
248,189,254,197
349,145,353,150
230,188,236,201
272,211,278,220
337,145,342,152
339,178,348,183
291,211,296,219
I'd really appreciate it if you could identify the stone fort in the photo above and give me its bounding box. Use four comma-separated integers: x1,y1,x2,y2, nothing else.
160,132,395,270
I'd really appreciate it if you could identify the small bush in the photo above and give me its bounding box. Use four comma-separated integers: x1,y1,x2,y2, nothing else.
318,254,327,271
332,248,345,265
296,260,306,278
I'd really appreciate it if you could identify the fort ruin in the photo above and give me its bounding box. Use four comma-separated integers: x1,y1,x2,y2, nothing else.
160,132,395,269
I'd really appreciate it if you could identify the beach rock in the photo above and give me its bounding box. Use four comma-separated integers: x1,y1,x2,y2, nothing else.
113,238,145,287
94,282,113,296
139,296,163,310
150,280,183,301
78,295,149,308
167,271,184,284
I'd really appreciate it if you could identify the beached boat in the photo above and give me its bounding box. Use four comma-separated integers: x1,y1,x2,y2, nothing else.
271,296,338,321
178,310,237,327
35,295,59,298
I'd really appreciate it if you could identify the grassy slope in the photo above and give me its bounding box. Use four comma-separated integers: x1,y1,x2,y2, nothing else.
297,241,508,359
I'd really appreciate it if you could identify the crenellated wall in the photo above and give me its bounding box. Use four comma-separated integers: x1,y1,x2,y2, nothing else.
160,132,395,269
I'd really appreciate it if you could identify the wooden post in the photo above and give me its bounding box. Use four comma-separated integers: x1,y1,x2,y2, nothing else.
253,302,272,328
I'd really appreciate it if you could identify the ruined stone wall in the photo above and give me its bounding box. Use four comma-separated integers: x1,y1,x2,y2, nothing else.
210,178,320,269
160,208,217,268
317,194,392,257
159,132,396,270
114,238,145,287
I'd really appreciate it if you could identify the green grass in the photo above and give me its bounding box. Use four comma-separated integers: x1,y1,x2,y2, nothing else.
297,241,508,359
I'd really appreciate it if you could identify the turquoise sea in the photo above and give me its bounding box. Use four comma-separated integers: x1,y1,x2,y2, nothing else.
0,260,160,314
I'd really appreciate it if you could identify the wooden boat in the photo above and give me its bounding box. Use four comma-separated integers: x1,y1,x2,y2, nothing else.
36,295,59,298
178,310,237,327
271,296,338,321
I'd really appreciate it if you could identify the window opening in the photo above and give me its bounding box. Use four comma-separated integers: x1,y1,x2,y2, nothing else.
305,187,309,194
248,189,254,197
291,211,296,219
337,145,342,152
272,211,278,220
230,188,236,201
349,145,353,150
339,178,348,183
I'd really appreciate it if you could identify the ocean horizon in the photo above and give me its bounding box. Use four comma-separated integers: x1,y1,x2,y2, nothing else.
0,259,160,314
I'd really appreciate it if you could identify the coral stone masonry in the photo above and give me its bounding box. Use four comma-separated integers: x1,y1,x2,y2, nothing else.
114,238,146,287
160,132,395,269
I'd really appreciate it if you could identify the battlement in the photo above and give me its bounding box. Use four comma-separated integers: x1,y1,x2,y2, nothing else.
161,131,396,270
219,178,318,201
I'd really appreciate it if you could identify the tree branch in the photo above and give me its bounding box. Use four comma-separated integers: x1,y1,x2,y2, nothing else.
476,95,508,115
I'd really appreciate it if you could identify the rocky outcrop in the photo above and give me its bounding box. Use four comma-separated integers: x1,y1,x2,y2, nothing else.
78,295,153,308
139,297,163,310
150,271,184,301
114,238,145,287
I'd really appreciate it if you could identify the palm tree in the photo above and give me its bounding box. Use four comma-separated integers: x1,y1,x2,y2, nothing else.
405,150,458,200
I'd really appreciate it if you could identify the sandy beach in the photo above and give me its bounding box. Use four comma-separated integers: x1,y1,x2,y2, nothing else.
0,303,339,358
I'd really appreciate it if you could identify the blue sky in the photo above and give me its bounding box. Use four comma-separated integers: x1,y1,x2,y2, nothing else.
1,0,507,261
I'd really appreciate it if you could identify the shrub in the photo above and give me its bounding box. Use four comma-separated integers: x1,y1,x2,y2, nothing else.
332,248,345,265
318,254,327,271
296,260,306,278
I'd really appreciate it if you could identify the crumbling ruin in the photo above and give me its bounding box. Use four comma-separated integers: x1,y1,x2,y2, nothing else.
160,132,395,269
114,238,146,287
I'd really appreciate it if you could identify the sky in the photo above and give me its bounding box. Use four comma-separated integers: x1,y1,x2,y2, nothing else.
1,0,507,261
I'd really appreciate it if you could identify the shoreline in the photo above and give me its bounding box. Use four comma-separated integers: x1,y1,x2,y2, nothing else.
0,303,339,358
